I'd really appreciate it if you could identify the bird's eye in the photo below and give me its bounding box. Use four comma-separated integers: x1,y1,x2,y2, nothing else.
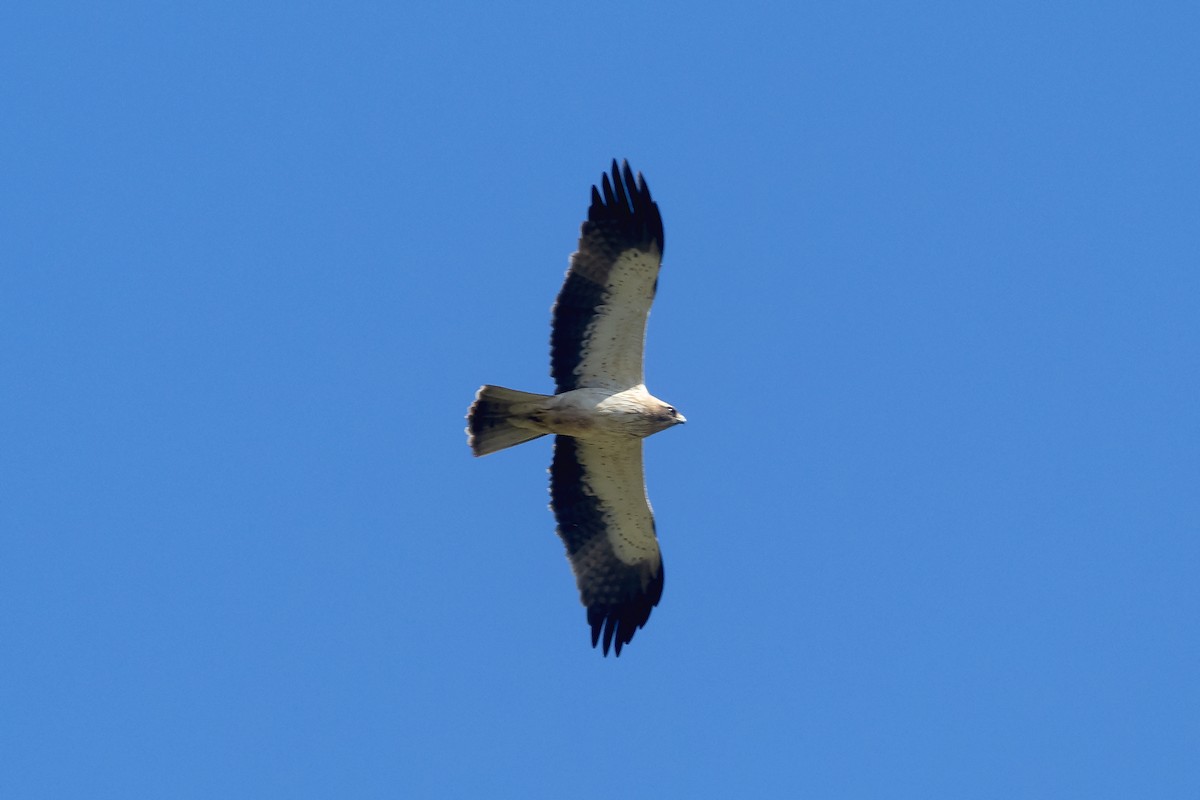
667,406,676,416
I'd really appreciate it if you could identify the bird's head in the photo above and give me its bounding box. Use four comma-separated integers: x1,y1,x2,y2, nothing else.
657,403,687,429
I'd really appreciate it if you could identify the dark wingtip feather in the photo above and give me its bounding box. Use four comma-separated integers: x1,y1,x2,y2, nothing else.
585,158,665,256
585,561,666,657
611,160,630,212
621,160,637,204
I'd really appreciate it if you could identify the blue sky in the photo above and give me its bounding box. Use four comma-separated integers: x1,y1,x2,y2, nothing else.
3,2,1197,797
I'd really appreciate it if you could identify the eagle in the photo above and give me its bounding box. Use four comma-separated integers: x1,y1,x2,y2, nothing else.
466,160,684,656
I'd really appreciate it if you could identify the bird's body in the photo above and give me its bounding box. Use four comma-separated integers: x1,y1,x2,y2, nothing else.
476,385,681,445
467,161,683,656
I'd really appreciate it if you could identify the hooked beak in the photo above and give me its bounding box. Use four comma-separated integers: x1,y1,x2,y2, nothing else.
675,412,687,424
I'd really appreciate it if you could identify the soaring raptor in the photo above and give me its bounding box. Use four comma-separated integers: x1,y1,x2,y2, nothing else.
466,160,684,656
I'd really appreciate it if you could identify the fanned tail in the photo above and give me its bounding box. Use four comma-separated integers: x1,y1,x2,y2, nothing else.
466,385,550,456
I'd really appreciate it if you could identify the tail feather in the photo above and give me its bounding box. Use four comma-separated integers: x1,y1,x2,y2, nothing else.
466,385,550,456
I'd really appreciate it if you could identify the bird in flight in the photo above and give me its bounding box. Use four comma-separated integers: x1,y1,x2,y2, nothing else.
467,160,684,656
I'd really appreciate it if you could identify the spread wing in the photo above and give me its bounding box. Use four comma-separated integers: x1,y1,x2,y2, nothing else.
549,435,664,656
551,160,665,393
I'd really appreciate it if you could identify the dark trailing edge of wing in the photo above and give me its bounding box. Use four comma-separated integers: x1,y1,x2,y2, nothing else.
549,435,664,657
550,160,664,393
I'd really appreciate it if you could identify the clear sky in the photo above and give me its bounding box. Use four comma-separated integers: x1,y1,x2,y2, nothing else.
3,2,1197,798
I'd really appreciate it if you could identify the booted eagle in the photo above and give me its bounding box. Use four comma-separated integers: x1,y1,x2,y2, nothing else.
466,160,684,656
